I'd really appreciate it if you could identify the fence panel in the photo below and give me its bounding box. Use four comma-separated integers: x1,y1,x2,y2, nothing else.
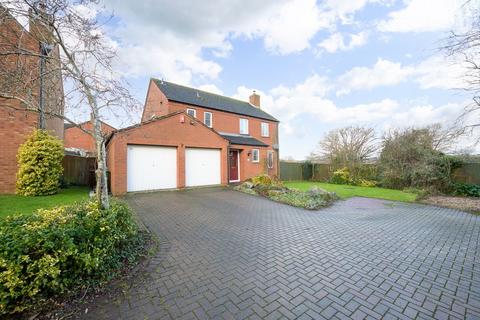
311,163,332,181
452,163,480,185
281,161,480,185
280,162,303,181
62,155,96,187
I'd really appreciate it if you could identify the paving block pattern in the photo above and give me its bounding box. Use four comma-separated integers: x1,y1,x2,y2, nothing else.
82,189,480,319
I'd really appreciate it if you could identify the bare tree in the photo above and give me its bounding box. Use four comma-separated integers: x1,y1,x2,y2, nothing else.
312,126,378,170
0,0,140,208
442,0,480,141
427,123,466,152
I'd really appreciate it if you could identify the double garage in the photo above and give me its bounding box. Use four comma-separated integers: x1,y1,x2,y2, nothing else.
127,145,221,192
106,112,229,195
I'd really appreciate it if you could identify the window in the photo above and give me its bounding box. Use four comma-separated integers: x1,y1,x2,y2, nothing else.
261,122,269,137
187,108,196,118
239,118,249,134
252,149,259,163
204,112,213,128
267,151,274,168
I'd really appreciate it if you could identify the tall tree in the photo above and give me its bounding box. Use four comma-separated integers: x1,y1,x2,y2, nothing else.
312,126,378,170
443,0,480,142
0,0,139,208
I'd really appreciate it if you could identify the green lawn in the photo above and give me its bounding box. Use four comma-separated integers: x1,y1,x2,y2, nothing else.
0,187,90,218
284,181,418,202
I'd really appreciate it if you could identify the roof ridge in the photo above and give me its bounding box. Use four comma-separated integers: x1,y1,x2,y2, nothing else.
152,78,252,105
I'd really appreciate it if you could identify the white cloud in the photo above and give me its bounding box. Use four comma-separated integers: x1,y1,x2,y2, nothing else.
414,55,467,90
390,102,463,127
98,0,392,85
336,58,414,95
335,54,468,95
317,31,368,54
102,0,342,84
243,0,330,55
234,75,399,130
378,0,460,33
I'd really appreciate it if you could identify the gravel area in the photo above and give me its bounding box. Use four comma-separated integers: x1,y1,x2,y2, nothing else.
422,195,480,213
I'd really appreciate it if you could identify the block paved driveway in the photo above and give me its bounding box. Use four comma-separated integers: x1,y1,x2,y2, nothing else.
83,188,480,319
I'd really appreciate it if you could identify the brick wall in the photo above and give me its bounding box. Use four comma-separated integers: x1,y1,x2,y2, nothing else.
0,107,38,193
0,7,65,193
231,144,278,181
141,81,170,121
64,121,116,153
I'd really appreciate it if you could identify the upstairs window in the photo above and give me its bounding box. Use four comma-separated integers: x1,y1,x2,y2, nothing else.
261,122,269,137
187,108,196,118
252,149,259,163
204,112,213,128
240,118,249,135
267,151,274,168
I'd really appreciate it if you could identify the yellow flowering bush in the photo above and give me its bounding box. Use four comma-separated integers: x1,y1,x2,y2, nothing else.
0,200,144,315
16,129,64,196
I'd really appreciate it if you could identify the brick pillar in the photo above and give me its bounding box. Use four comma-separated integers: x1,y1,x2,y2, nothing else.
178,144,185,188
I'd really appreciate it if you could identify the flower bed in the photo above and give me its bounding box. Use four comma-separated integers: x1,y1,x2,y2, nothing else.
235,175,338,210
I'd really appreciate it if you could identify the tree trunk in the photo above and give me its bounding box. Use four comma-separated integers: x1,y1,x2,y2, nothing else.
92,116,109,209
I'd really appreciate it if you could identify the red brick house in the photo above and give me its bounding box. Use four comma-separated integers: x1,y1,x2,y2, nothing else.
64,120,116,155
106,79,279,195
0,6,64,194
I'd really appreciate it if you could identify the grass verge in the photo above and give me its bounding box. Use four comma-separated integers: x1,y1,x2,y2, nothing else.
284,181,417,202
0,186,90,218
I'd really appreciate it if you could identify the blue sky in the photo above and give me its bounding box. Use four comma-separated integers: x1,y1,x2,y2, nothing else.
92,0,477,159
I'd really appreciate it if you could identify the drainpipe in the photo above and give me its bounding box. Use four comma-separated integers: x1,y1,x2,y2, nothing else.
39,42,53,129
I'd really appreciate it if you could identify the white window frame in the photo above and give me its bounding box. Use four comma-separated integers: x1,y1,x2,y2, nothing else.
186,108,196,118
267,151,274,168
239,118,249,135
261,122,269,137
204,112,213,128
252,149,260,163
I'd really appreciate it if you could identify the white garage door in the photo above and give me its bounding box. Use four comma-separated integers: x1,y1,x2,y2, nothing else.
185,148,221,187
127,145,177,192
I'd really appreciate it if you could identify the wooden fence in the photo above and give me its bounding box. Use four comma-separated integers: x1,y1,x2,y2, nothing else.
452,163,480,185
280,161,333,181
280,161,480,185
62,155,96,187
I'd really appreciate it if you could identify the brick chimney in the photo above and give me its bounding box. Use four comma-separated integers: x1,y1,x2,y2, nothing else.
249,90,260,108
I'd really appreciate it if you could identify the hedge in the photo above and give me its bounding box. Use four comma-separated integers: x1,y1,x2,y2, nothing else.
0,200,144,315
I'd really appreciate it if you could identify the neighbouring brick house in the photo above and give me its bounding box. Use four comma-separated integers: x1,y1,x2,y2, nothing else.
64,120,116,155
0,6,64,194
106,79,279,195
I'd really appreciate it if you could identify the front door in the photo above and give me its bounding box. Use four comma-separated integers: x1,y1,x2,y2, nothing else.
229,150,239,182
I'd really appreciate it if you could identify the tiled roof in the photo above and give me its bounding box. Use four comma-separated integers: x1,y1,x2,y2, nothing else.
220,133,269,147
153,79,278,122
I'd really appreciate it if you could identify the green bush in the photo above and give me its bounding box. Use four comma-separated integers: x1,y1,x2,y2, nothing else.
378,127,462,192
267,188,337,210
453,183,480,197
16,130,64,196
355,179,377,187
330,167,350,184
0,200,143,315
251,174,283,187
